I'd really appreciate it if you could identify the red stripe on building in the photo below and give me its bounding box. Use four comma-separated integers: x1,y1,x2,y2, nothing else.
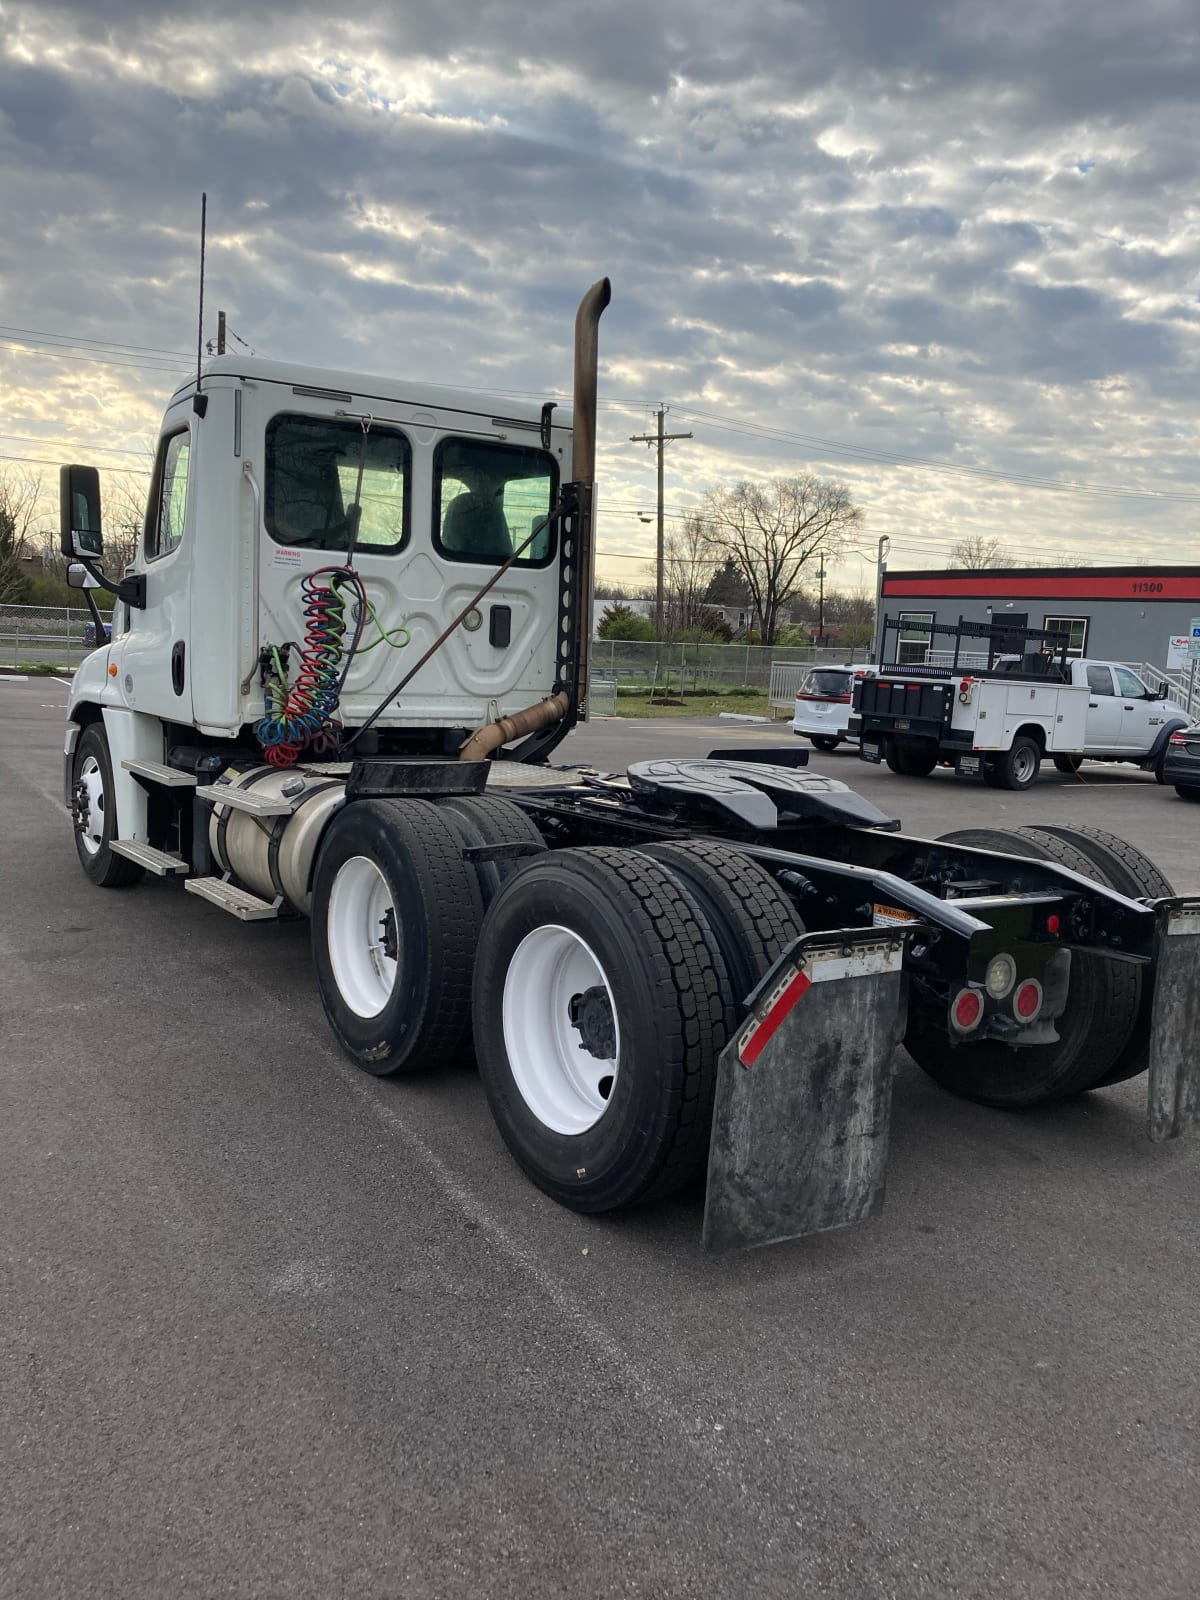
884,575,1200,601
739,969,812,1066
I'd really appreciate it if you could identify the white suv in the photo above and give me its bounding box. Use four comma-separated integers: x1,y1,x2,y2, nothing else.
791,664,873,751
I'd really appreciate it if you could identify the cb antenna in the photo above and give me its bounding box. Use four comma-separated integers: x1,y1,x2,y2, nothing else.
193,191,208,417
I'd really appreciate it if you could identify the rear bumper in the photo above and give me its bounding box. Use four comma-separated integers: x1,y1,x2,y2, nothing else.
791,704,854,738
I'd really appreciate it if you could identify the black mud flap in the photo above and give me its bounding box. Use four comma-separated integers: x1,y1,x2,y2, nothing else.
703,928,914,1253
1147,899,1200,1143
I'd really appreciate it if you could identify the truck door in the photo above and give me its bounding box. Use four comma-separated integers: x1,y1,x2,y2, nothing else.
114,414,194,723
1114,666,1157,752
1084,665,1122,750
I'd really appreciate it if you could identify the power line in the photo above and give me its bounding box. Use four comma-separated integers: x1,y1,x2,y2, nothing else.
0,324,193,360
668,404,1200,505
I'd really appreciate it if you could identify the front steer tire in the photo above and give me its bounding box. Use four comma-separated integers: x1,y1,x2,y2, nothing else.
472,848,733,1213
71,724,144,889
311,799,483,1076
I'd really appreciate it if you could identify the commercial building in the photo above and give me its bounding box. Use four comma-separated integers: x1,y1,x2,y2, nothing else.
878,565,1200,671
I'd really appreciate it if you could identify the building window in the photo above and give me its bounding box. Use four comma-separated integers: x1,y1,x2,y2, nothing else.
896,611,934,665
265,414,411,553
1043,615,1088,659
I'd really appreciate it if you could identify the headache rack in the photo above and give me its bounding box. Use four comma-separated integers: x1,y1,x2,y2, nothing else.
879,616,1073,682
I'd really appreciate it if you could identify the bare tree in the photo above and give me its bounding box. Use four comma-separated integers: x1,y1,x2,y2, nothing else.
0,467,48,603
949,534,1012,570
700,476,862,646
647,511,721,638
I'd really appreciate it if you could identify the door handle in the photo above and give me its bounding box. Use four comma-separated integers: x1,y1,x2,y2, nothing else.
171,640,186,697
1089,702,1098,708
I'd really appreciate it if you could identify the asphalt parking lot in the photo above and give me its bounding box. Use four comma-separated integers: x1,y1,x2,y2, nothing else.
2,678,1198,1599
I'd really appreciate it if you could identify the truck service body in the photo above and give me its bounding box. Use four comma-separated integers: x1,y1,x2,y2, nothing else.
59,283,1200,1252
854,618,1189,788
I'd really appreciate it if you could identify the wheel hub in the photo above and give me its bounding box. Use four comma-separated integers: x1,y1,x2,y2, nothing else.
569,985,617,1060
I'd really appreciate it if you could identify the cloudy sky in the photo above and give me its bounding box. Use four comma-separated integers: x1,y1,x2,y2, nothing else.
2,0,1198,592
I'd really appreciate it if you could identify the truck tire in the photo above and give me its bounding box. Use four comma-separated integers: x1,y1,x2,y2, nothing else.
810,734,841,752
904,826,1139,1107
472,848,732,1212
311,799,484,1076
992,735,1041,790
435,795,545,909
637,840,806,1013
886,741,937,778
1053,753,1083,775
71,724,145,888
1018,824,1173,1090
1176,784,1200,802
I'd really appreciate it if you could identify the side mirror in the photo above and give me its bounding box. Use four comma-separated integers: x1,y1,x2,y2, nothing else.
1156,682,1170,701
67,562,103,590
59,464,103,560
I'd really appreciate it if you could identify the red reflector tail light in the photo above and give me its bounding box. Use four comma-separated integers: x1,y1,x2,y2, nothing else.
951,987,983,1033
1014,979,1043,1022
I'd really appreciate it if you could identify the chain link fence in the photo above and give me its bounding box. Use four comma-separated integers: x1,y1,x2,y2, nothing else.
589,638,857,694
0,604,110,668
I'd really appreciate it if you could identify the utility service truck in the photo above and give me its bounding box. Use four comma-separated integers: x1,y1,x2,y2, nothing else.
60,282,1200,1252
854,618,1190,789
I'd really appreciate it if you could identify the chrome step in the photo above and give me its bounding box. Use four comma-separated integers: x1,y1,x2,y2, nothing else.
185,877,280,921
194,783,293,817
110,839,190,876
121,758,197,788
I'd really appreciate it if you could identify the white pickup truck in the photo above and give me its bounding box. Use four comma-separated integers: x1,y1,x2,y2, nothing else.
855,653,1189,790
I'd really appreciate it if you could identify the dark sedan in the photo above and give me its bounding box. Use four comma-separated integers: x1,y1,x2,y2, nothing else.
1163,725,1200,801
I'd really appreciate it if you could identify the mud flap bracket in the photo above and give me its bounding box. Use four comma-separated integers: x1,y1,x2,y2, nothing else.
1147,899,1200,1143
703,928,915,1253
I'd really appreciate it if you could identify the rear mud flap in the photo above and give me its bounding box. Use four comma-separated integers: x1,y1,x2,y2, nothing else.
703,929,913,1253
1147,900,1200,1143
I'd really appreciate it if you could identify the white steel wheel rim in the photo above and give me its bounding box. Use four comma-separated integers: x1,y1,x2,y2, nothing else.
78,754,106,855
502,924,621,1135
326,856,399,1019
1013,746,1037,783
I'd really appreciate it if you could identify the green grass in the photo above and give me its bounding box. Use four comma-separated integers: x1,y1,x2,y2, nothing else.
614,690,774,719
1,661,73,676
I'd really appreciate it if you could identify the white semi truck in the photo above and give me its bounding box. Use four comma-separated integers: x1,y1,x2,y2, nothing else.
59,282,1200,1251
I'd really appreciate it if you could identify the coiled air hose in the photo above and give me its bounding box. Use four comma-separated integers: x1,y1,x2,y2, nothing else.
256,567,409,767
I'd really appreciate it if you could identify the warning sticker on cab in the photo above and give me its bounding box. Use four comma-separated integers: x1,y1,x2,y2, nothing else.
872,903,918,927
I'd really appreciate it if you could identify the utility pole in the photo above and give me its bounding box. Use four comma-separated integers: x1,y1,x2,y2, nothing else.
817,556,826,644
217,310,226,355
630,406,692,657
872,534,890,664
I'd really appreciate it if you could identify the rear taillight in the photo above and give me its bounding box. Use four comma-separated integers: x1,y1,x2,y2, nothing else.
1014,979,1043,1022
1169,732,1186,746
951,988,983,1033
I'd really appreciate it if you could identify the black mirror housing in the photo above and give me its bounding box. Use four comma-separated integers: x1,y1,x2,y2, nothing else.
59,464,103,560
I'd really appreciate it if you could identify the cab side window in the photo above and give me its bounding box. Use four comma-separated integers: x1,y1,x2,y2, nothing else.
1086,666,1114,696
146,430,191,560
1115,667,1147,698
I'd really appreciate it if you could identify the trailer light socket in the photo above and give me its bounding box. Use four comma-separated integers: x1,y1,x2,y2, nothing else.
985,953,1017,999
